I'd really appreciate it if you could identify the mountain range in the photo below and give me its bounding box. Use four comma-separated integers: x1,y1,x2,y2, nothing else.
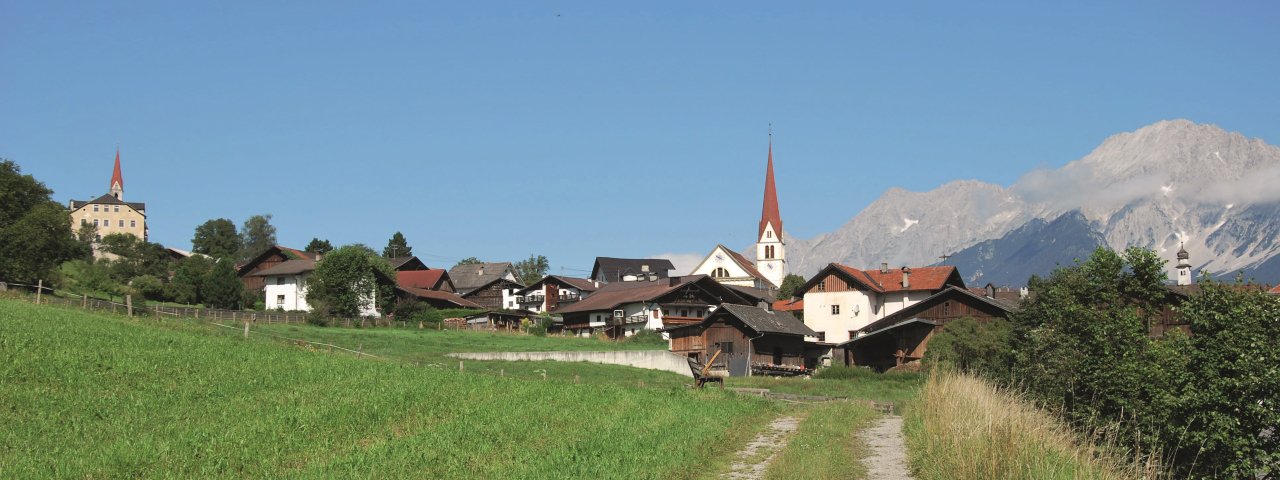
782,120,1280,286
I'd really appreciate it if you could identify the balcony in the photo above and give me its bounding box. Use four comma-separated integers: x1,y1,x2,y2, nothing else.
605,313,649,327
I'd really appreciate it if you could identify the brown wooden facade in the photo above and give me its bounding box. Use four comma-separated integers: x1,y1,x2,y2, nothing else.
460,278,523,310
841,287,1014,371
237,247,308,293
665,305,815,376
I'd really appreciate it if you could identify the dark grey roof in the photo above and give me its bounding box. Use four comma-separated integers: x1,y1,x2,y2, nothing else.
70,193,146,212
715,304,817,337
387,256,429,271
591,257,676,282
248,259,316,276
725,285,776,304
449,262,518,291
838,318,940,347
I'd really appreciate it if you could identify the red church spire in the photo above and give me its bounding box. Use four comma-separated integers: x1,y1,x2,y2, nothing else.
109,148,124,197
759,138,782,240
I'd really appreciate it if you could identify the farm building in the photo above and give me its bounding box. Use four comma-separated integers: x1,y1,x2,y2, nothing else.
797,262,966,344
663,304,818,377
838,285,1016,371
554,275,755,338
514,275,599,314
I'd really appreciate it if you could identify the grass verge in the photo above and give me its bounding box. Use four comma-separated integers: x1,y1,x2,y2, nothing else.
904,370,1154,480
763,401,878,480
0,299,776,478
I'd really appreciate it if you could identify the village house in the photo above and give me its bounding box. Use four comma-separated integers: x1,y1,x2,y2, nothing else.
236,245,315,293
796,263,965,344
387,256,431,272
839,285,1017,371
514,275,599,314
394,269,479,309
590,257,676,283
554,275,755,338
663,304,818,377
68,150,147,245
249,257,388,317
449,262,524,309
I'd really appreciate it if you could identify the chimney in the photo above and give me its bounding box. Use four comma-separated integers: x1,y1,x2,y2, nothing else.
641,264,650,273
985,284,995,298
901,266,911,289
880,263,889,274
477,267,484,276
1020,287,1029,299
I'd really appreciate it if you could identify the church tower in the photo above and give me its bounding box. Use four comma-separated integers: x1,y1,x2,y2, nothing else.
109,149,124,200
1176,244,1193,286
756,137,786,288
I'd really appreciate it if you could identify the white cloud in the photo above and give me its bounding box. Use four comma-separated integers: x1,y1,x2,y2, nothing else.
651,252,706,276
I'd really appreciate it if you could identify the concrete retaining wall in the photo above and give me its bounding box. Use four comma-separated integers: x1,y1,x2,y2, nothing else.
446,350,690,376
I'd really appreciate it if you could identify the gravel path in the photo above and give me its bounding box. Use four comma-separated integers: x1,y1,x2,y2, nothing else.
721,415,801,480
859,415,916,480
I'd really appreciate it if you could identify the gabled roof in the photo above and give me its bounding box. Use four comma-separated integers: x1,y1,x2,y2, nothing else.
396,269,451,290
590,257,676,282
515,275,599,295
839,319,940,347
387,256,430,271
70,193,146,212
458,277,526,299
1270,284,1280,295
772,298,803,312
555,275,749,315
725,284,775,305
397,286,482,309
797,263,965,296
449,262,518,292
236,245,314,276
856,285,1017,334
664,304,815,337
759,140,782,239
248,258,316,277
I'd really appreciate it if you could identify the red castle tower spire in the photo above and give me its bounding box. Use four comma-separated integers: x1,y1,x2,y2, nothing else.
758,138,782,240
109,148,124,199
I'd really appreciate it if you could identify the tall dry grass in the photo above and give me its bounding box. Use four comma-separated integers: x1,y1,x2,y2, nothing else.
904,370,1161,480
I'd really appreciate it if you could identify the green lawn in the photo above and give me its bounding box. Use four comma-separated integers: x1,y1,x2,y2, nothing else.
726,370,924,405
0,300,778,478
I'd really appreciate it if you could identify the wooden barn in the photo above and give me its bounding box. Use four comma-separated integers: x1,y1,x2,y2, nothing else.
663,304,818,377
838,285,1017,371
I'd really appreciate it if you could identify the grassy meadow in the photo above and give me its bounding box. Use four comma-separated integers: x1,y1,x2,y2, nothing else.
0,299,779,478
763,400,878,480
904,370,1155,480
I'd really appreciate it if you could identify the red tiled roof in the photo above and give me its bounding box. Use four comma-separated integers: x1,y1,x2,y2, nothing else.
110,149,123,190
833,264,960,293
1268,284,1280,294
397,269,448,290
397,286,482,308
759,141,782,239
772,298,803,311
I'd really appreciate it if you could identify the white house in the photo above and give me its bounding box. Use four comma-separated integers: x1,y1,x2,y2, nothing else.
796,263,964,344
514,275,599,314
690,244,776,290
250,258,382,317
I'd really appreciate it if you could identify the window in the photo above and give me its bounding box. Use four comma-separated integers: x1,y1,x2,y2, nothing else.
93,219,100,227
276,295,285,308
680,309,688,317
80,219,87,225
848,330,857,339
93,205,99,212
118,219,124,227
130,220,136,227
831,305,840,315
113,205,120,212
942,302,951,316
816,280,825,292
816,332,826,342
766,231,772,239
764,245,774,259
711,267,730,278
716,341,734,353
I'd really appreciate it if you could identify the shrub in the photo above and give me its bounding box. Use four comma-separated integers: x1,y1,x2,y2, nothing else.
924,317,1013,379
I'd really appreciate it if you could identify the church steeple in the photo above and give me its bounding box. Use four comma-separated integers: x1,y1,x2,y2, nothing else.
756,133,786,289
1176,243,1193,286
109,149,124,200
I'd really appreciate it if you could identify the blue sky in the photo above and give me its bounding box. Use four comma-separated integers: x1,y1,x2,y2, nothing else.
4,1,1279,275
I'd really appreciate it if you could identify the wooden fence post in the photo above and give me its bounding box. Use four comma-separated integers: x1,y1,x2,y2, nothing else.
36,280,43,304
358,344,363,358
126,295,133,318
81,294,87,309
459,361,464,372
243,321,249,338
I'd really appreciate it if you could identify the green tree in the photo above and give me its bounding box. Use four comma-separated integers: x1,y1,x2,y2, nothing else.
307,245,395,318
513,254,549,285
923,317,1013,377
191,218,240,258
59,259,124,298
777,273,805,299
202,259,244,309
305,238,333,255
98,233,172,283
382,231,412,258
454,257,482,267
169,255,213,305
238,214,277,260
0,160,80,284
1161,280,1280,477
